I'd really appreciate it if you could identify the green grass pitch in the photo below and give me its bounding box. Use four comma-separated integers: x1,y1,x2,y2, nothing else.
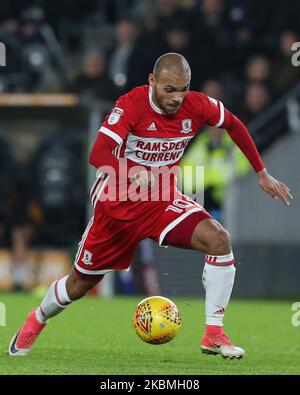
0,292,299,375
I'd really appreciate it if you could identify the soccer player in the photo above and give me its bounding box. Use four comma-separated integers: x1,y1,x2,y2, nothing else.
9,53,293,359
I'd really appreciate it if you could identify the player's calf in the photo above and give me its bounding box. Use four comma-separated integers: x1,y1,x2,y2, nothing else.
66,268,103,301
188,218,245,357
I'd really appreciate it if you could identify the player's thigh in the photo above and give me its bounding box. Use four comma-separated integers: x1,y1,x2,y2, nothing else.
149,194,232,253
148,195,213,249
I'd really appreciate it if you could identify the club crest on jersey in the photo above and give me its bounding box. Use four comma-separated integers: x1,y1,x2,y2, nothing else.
108,107,124,125
180,119,192,134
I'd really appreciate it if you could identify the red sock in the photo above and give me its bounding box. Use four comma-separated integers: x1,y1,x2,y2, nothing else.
205,325,224,335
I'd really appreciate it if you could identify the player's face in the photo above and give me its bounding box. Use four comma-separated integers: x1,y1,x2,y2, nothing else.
149,71,190,115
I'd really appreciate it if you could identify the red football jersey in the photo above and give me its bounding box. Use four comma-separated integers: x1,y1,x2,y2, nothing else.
92,84,263,220
101,85,223,166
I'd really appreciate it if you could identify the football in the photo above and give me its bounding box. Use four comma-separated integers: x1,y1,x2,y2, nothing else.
132,296,181,344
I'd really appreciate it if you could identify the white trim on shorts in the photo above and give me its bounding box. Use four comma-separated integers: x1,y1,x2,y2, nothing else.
74,262,130,276
92,176,109,207
74,173,109,272
158,207,204,248
75,216,94,263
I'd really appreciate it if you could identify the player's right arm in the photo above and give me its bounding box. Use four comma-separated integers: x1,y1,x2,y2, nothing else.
89,93,137,173
89,91,154,189
89,125,122,173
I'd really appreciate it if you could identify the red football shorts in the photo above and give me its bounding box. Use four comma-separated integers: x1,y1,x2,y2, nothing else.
74,193,212,280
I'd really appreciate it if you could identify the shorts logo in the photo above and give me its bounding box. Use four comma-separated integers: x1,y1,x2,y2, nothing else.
82,250,93,265
108,107,124,125
180,119,192,134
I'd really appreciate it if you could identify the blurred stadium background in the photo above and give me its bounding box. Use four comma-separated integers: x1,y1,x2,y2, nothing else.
0,0,299,299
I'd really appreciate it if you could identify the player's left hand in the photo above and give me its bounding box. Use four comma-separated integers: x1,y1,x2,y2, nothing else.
257,168,293,206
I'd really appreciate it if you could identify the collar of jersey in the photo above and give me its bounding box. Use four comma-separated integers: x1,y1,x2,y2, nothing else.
148,86,167,115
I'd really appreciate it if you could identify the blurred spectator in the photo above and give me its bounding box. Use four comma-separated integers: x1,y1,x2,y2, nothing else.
272,31,300,94
201,0,225,25
245,55,272,84
0,134,33,291
193,0,230,83
201,78,239,112
69,50,117,100
239,82,272,124
202,79,225,102
226,0,258,75
226,0,254,46
233,54,277,107
225,0,274,53
125,0,199,90
0,18,22,91
164,26,190,52
124,0,191,90
159,19,195,74
29,134,86,247
139,0,181,32
20,6,66,92
108,19,139,93
129,0,156,26
0,6,65,92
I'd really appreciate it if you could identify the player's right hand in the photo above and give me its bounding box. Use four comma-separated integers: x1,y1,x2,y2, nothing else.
129,169,155,191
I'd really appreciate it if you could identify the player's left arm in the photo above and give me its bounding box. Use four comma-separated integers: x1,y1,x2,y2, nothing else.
204,96,293,206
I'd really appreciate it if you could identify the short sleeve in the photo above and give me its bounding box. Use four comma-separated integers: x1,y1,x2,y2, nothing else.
100,93,137,144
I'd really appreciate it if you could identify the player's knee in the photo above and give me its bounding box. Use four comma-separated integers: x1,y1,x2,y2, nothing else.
192,221,231,255
211,227,231,255
66,271,99,301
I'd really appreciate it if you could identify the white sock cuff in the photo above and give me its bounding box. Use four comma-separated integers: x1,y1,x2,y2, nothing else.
205,251,235,266
56,276,72,305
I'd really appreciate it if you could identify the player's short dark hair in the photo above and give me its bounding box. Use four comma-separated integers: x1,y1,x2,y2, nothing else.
153,53,191,79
